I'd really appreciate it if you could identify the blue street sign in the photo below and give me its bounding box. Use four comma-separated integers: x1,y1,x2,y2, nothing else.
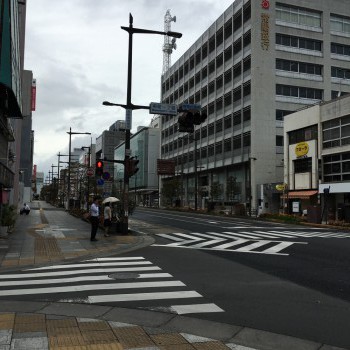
180,103,201,111
149,102,177,115
97,178,104,186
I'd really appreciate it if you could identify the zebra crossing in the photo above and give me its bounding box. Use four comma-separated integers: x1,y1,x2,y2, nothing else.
0,257,223,315
154,229,350,255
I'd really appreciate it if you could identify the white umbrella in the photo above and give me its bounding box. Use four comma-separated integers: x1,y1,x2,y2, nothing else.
102,197,120,204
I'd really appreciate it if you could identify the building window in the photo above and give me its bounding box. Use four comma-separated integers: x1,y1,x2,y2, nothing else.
331,42,350,57
276,135,284,146
331,14,350,35
294,157,312,173
323,152,350,182
323,115,350,149
276,84,323,100
224,46,232,62
288,125,318,144
276,59,322,76
224,18,233,40
224,69,232,84
276,4,321,28
224,115,232,129
276,33,322,51
276,109,293,121
331,66,350,80
224,138,232,152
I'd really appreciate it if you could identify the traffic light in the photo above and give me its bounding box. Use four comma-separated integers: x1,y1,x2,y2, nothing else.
192,110,207,125
178,111,194,133
95,160,104,176
128,157,139,177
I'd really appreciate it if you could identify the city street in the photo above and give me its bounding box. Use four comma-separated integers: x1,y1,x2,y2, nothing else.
1,206,350,348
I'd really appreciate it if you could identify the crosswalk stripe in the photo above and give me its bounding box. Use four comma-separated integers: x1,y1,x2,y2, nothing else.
0,280,186,297
261,241,303,254
251,231,296,239
234,240,273,252
27,261,152,271
213,239,249,249
221,231,263,239
85,257,145,261
170,303,224,314
0,266,161,279
88,291,202,303
0,273,173,287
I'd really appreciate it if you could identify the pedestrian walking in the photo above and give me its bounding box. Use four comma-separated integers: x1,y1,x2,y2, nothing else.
90,197,100,241
20,203,30,215
103,202,112,237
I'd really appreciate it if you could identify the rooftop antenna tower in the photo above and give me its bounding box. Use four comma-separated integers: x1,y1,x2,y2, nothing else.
162,9,177,74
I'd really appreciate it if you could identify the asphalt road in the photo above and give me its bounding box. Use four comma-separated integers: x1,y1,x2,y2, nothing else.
1,207,350,348
130,208,350,348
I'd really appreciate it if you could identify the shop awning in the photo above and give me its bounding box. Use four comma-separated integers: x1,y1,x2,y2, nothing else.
283,190,318,199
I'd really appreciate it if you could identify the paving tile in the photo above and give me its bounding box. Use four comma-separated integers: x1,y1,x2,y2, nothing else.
192,341,230,349
12,331,47,339
78,321,110,331
15,313,45,323
158,345,195,350
112,326,155,349
49,334,86,347
150,334,188,346
10,337,49,350
47,318,78,329
86,344,123,349
0,323,13,331
0,330,11,345
0,315,15,323
47,327,81,336
13,322,46,332
81,330,117,344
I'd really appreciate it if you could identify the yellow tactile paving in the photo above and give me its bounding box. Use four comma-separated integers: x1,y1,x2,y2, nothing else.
151,333,189,345
192,341,231,349
15,313,45,323
47,318,78,329
112,326,155,349
78,321,110,331
81,330,117,344
49,334,86,347
158,344,195,350
0,313,15,322
13,322,47,332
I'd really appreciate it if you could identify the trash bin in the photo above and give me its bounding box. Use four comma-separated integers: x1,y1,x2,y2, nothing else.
307,205,321,224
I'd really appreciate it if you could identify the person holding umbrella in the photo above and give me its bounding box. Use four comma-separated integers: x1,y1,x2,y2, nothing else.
102,197,120,237
103,202,112,237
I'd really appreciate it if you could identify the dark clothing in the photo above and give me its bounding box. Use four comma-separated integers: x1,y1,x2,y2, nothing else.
104,219,111,227
90,216,99,240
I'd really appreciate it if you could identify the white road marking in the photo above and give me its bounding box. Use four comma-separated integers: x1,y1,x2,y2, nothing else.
0,266,161,279
0,280,186,296
170,303,224,314
88,291,202,303
0,273,173,287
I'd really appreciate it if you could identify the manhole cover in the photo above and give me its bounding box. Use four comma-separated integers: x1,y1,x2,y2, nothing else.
109,272,140,280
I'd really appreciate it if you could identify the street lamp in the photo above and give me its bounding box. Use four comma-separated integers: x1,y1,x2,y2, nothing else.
66,127,91,210
103,14,182,234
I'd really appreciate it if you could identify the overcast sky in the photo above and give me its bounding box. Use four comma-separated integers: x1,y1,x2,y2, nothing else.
25,0,234,178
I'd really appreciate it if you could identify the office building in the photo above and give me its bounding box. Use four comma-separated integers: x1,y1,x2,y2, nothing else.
284,94,350,222
160,0,350,213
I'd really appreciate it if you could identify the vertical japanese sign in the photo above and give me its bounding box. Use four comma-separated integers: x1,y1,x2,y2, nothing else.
31,79,36,111
261,0,270,50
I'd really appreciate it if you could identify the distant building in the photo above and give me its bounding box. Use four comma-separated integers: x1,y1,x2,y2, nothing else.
284,95,350,222
114,126,160,206
161,0,350,213
95,121,126,197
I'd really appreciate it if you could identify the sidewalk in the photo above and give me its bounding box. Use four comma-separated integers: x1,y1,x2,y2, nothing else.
0,201,346,350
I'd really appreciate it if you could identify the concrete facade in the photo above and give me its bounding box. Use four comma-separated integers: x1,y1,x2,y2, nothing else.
160,0,350,213
284,95,350,222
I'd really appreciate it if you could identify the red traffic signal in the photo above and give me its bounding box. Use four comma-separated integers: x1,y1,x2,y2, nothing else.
95,160,104,176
